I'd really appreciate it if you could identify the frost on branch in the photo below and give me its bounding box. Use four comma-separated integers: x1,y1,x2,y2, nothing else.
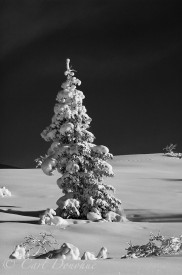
36,59,122,220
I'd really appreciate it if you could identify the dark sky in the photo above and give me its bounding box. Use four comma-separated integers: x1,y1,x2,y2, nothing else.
0,0,182,168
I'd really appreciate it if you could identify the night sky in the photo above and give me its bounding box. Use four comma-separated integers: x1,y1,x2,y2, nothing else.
0,0,182,168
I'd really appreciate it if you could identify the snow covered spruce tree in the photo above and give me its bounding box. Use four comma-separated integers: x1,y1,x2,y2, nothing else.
37,59,122,220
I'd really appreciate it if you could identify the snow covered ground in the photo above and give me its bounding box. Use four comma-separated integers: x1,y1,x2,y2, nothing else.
0,153,182,275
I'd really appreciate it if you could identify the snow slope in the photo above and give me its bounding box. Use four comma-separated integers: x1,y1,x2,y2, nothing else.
0,153,182,275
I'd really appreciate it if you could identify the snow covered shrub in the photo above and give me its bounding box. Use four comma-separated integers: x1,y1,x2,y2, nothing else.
163,143,177,154
121,232,182,258
163,143,182,158
10,232,59,259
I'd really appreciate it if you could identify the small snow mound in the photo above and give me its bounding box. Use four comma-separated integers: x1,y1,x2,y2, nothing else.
10,245,27,259
0,186,11,197
39,208,69,228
